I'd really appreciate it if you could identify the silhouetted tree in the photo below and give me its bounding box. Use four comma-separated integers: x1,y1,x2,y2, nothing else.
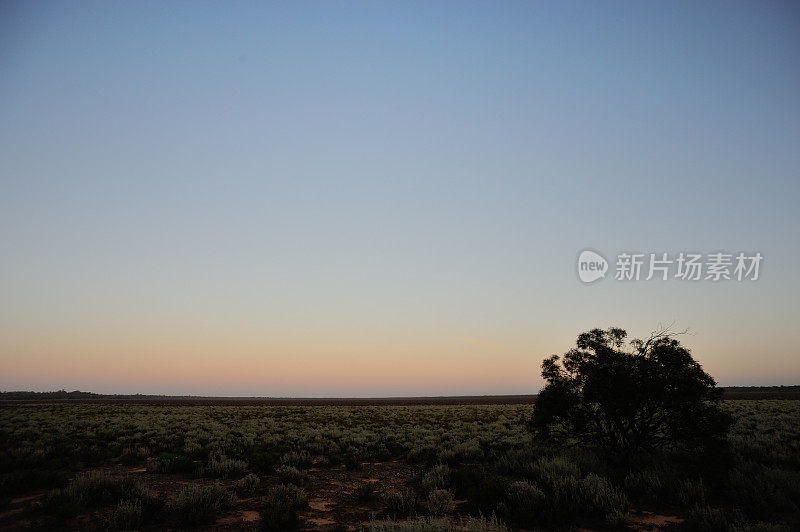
530,325,731,459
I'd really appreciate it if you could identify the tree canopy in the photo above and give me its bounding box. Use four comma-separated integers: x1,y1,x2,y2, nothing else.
530,326,731,458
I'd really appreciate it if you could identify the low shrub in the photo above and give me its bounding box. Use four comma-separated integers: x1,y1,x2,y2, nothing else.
344,452,363,471
147,453,195,474
235,473,261,496
260,483,309,530
727,463,800,520
44,471,148,517
729,524,791,532
678,478,707,507
108,499,143,530
577,474,628,525
280,451,314,469
169,482,235,525
438,439,484,464
451,465,508,514
203,455,248,478
119,446,150,466
368,517,450,532
421,464,450,493
247,447,279,473
528,456,581,487
368,515,509,531
510,473,628,526
623,469,669,504
682,504,748,531
276,465,308,485
0,469,68,497
183,441,205,459
426,489,454,516
383,488,418,517
497,480,545,526
355,482,377,503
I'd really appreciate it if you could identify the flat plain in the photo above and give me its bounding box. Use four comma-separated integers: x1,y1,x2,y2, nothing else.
1,398,799,530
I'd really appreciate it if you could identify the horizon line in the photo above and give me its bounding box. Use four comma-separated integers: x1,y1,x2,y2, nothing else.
3,384,800,400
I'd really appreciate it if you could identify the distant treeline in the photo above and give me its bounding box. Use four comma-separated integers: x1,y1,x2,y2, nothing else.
1,386,799,403
0,390,204,400
721,385,800,393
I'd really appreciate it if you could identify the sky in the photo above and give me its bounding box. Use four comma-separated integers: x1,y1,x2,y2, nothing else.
1,1,799,396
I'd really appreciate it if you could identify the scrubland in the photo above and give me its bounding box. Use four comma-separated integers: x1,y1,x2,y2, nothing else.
0,400,798,530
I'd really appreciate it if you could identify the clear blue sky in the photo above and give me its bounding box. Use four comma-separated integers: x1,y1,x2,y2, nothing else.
1,1,799,395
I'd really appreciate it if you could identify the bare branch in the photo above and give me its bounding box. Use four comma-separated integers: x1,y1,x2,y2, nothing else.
636,322,692,354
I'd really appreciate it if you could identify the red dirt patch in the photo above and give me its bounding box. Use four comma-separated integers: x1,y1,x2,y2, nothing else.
629,509,685,530
293,460,423,530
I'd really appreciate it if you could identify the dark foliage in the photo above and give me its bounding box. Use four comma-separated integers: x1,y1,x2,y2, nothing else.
530,327,732,459
451,464,510,514
259,484,309,530
169,482,234,526
147,453,195,474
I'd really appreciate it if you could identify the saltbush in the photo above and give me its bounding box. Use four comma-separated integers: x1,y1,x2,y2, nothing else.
169,482,235,525
426,489,454,516
235,473,261,496
384,488,418,517
260,483,309,530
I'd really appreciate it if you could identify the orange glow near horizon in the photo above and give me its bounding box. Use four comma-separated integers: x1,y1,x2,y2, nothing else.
2,322,797,396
